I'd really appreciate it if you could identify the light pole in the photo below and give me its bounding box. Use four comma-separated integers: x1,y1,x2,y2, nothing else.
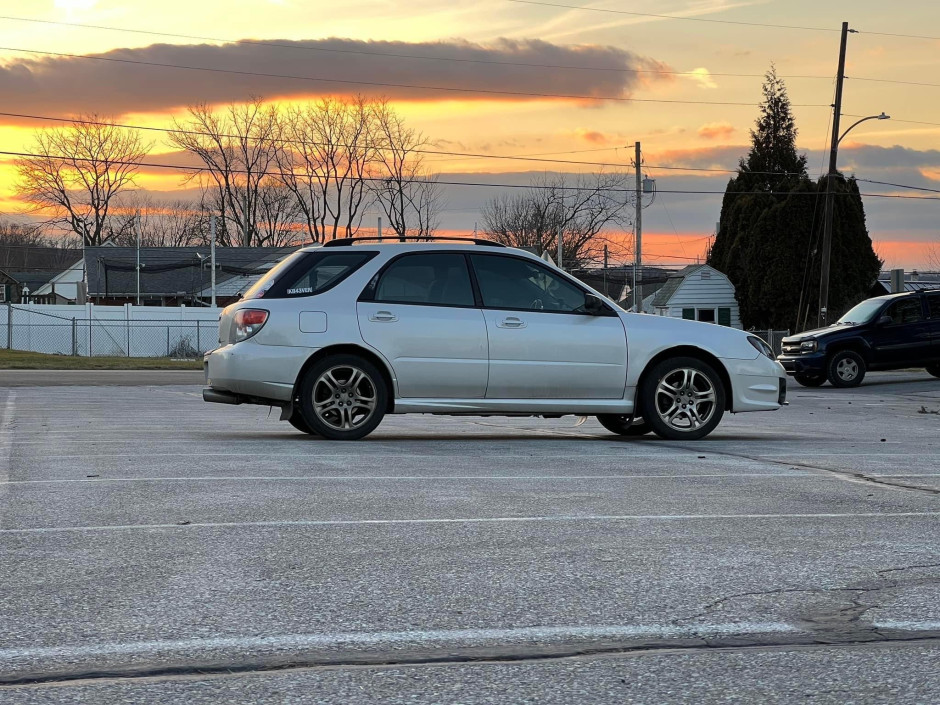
817,111,890,327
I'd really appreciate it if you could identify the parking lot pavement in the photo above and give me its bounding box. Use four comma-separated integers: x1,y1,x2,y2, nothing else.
1,370,939,703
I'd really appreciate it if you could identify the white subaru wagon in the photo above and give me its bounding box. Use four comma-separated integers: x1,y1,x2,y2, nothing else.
204,238,787,440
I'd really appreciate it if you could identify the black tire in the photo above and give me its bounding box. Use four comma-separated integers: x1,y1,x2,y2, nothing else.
287,409,317,435
927,364,940,379
827,350,866,388
639,356,726,441
793,373,826,388
596,414,653,436
298,354,388,440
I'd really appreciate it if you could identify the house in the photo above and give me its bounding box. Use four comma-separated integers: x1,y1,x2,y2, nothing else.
650,264,742,328
83,246,300,306
871,271,940,296
0,269,56,304
30,258,86,304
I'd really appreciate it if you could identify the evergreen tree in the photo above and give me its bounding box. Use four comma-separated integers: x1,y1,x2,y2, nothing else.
709,67,881,330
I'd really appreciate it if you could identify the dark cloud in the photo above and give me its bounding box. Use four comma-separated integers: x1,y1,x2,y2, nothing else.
0,38,671,120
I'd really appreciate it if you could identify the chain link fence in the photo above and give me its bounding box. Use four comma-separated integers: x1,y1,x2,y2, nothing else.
2,305,218,358
750,329,790,357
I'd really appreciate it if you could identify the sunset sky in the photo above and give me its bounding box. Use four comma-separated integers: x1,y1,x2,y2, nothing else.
1,0,938,268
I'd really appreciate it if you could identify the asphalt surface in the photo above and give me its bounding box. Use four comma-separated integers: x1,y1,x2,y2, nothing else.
1,370,939,703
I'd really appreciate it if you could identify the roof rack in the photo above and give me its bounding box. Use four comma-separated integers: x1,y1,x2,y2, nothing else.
322,236,506,248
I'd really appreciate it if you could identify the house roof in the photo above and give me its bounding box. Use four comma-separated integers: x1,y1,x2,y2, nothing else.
84,246,298,297
0,270,56,291
652,265,710,308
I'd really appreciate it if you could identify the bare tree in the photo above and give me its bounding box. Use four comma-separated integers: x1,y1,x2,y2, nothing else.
482,173,633,268
276,96,376,242
105,193,211,247
372,101,441,240
256,180,304,247
15,116,150,246
169,99,280,247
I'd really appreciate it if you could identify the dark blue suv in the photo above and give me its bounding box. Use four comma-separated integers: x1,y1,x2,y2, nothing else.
778,290,940,387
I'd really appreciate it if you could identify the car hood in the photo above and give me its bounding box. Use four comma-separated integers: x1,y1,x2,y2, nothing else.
618,312,761,360
783,323,860,343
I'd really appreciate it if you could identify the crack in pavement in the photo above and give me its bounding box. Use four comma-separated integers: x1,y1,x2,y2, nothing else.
3,630,940,689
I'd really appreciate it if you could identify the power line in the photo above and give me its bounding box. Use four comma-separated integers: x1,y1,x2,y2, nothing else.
843,113,940,128
6,148,940,199
0,15,833,80
503,0,839,32
849,76,940,89
0,46,834,108
0,110,828,177
858,29,940,41
856,179,940,194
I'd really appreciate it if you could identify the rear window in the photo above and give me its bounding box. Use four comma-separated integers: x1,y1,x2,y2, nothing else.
242,251,377,300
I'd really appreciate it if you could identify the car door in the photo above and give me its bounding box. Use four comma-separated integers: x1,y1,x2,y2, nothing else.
868,297,933,366
469,253,627,399
927,292,940,361
357,252,488,399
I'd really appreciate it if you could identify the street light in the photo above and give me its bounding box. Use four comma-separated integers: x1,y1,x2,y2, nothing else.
817,112,890,328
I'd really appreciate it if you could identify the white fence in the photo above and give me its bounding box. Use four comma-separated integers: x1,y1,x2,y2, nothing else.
1,304,221,358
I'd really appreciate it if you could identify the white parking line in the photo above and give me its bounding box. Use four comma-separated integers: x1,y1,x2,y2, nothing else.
0,472,820,485
0,621,804,663
3,511,939,534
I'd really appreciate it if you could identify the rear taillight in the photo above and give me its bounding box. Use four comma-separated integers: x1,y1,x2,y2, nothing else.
233,309,269,342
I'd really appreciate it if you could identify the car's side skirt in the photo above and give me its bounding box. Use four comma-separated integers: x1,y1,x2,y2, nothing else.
393,398,634,415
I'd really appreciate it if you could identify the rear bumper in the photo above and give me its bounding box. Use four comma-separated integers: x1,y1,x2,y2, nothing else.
777,352,826,376
203,342,312,403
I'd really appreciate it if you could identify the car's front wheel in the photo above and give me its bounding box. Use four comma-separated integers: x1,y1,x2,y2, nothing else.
596,414,653,436
827,350,866,388
794,373,826,387
299,355,388,440
639,357,726,440
927,363,940,379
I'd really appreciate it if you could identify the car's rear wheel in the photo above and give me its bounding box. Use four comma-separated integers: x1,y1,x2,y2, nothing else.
299,355,387,440
596,414,653,436
640,357,726,440
927,364,940,379
793,373,826,387
827,350,866,388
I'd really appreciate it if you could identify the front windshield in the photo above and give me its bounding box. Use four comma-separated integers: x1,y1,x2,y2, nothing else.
837,299,885,325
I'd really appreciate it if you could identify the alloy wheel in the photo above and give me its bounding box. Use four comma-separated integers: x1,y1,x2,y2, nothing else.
654,367,718,432
836,357,859,382
312,365,377,431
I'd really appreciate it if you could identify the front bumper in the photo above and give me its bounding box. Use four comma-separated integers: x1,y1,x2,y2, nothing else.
776,351,826,376
724,356,788,412
203,342,312,404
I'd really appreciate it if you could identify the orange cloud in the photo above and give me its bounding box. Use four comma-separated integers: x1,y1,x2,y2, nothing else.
698,122,736,140
575,129,609,144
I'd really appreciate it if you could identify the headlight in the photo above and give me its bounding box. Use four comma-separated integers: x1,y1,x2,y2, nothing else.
233,309,269,342
800,340,818,354
748,335,774,359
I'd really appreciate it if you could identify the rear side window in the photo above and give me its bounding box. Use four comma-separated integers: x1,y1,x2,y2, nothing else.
244,251,377,300
371,253,475,307
928,294,940,319
884,298,924,325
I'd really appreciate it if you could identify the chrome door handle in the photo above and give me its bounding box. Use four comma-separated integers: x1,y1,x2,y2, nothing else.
370,311,398,322
498,316,526,329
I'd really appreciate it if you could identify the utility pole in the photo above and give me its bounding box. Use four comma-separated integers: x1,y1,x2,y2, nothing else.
634,141,643,313
377,216,383,241
818,21,851,328
556,225,563,270
135,209,141,306
603,244,609,297
210,214,217,308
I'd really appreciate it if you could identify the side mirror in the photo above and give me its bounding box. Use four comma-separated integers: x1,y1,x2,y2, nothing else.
876,314,892,326
584,293,605,315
